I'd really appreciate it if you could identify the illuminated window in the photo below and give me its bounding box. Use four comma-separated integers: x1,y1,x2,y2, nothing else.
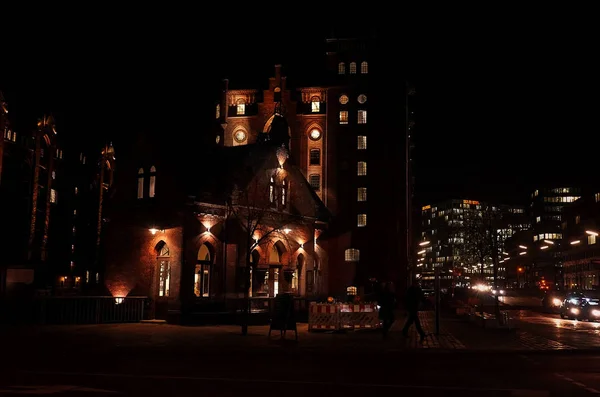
51,171,56,180
137,168,144,199
360,61,368,74
215,104,220,119
358,94,367,104
347,286,357,295
596,193,600,202
358,110,367,124
589,235,597,245
195,244,211,298
309,174,320,191
5,130,10,140
310,149,321,165
358,136,367,150
349,62,356,74
357,187,367,201
309,128,321,141
536,216,541,223
339,111,348,124
12,131,17,142
158,244,171,297
345,248,360,262
338,62,345,74
236,99,246,115
576,215,580,224
50,189,57,203
74,187,78,195
215,135,220,144
281,179,287,206
234,129,247,143
339,95,349,105
149,166,156,198
357,214,367,227
311,97,320,112
357,161,366,176
269,177,275,203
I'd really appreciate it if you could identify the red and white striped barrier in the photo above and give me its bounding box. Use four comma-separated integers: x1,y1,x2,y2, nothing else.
310,302,380,331
308,303,338,330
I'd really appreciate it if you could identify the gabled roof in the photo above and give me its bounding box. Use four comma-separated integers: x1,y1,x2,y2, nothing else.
192,143,330,222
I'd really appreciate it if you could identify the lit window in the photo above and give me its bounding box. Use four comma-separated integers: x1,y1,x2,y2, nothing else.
215,104,220,119
339,95,349,105
536,216,541,223
74,187,78,194
596,193,600,202
51,171,56,180
361,61,368,74
309,129,321,140
358,136,367,150
137,168,144,199
347,286,357,295
589,235,597,245
50,189,57,203
215,135,220,144
159,260,170,297
349,62,356,74
12,131,16,142
6,130,10,140
339,111,348,124
358,110,367,124
338,62,345,74
358,94,367,104
357,214,367,227
85,270,89,283
149,166,156,198
576,215,580,224
357,187,367,201
311,97,320,113
281,179,287,206
345,248,360,262
357,161,367,176
236,99,246,115
234,130,247,143
269,177,275,203
309,174,320,191
310,149,321,165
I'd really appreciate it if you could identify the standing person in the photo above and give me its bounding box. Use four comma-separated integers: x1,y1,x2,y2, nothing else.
402,279,426,343
378,282,396,338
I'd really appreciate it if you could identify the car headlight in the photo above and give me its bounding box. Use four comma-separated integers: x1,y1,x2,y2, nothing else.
571,308,580,315
592,310,600,317
553,298,562,306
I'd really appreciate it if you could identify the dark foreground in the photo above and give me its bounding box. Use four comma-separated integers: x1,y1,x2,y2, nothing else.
2,322,600,396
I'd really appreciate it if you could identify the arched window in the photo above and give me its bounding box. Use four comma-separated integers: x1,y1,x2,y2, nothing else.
338,62,345,74
137,168,144,199
269,176,275,203
345,248,360,262
6,130,11,141
311,96,320,113
236,99,246,115
361,61,368,74
357,161,367,176
149,166,156,198
195,243,212,298
310,149,321,165
281,179,287,206
215,104,220,119
309,174,320,191
349,62,356,74
156,241,170,297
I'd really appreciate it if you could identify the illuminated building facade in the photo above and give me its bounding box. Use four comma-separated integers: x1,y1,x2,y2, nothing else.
417,199,529,289
0,90,113,294
214,35,408,295
562,191,600,290
102,115,329,321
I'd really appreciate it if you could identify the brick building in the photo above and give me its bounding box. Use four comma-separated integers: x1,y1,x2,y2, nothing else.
103,113,330,320
213,35,409,296
0,90,112,295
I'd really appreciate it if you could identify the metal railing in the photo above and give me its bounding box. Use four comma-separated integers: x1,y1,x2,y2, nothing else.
3,296,147,325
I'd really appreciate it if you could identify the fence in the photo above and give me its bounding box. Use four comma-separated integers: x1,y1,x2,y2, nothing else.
1,296,147,325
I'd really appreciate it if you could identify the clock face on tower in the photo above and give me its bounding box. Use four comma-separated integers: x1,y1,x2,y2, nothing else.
234,130,247,143
309,129,321,141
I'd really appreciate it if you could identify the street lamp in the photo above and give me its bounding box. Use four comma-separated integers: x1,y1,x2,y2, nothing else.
570,240,581,245
419,241,430,246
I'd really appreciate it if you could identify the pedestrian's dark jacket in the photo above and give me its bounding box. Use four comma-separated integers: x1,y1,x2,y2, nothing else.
405,284,423,313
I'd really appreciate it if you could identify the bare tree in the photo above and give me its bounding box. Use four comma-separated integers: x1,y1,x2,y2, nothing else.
456,205,503,316
227,166,301,336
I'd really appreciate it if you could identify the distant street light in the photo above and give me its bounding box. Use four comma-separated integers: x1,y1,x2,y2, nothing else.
519,245,527,250
419,241,430,246
571,240,581,245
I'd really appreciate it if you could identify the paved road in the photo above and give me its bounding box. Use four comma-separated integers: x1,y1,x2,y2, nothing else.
1,323,600,396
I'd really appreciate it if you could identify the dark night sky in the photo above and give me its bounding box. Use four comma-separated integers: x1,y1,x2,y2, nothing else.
2,17,596,207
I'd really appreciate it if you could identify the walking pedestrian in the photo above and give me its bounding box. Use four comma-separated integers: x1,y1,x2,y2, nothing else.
402,279,427,343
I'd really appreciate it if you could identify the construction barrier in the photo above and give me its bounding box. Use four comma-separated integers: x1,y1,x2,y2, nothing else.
309,302,380,331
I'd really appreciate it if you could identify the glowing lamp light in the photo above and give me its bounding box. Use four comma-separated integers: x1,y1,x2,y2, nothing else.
544,240,555,245
541,245,549,250
283,228,291,234
419,241,430,246
114,297,124,304
519,252,526,255
417,249,426,255
586,231,599,236
519,245,527,249
570,240,581,245
149,228,158,235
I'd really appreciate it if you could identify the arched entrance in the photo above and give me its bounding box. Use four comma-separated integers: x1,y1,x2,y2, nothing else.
291,253,304,296
155,241,171,298
195,243,213,298
256,241,286,297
